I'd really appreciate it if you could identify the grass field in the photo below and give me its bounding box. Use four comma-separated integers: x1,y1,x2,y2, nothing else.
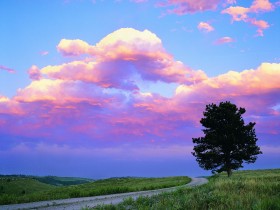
0,176,191,205
94,169,280,210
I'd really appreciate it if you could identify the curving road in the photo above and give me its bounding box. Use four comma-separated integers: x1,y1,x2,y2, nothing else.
1,177,208,210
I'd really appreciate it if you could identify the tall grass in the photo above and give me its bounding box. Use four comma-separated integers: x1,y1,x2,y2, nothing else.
94,169,280,210
0,176,190,205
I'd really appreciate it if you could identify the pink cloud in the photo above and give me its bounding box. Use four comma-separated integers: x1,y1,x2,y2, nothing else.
250,0,274,12
225,0,236,4
214,36,235,44
221,6,249,21
0,28,280,162
28,65,42,80
0,96,23,115
248,18,270,36
197,22,215,32
4,141,194,160
57,39,92,56
222,0,275,36
39,51,49,56
131,0,148,3
175,63,280,117
0,65,16,73
157,0,221,15
14,79,118,107
45,28,206,89
222,0,275,19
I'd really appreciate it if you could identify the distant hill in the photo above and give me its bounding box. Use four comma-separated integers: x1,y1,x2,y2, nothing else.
34,176,94,186
0,175,94,186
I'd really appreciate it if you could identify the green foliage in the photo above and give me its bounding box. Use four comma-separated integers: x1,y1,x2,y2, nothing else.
95,169,280,210
192,101,262,176
0,176,190,205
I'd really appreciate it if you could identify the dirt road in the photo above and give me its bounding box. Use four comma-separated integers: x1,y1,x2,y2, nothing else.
1,177,208,210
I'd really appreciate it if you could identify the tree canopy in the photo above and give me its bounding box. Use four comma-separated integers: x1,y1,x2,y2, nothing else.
192,101,262,177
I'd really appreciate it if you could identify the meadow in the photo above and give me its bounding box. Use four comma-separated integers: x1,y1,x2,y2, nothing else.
94,169,280,210
0,176,190,205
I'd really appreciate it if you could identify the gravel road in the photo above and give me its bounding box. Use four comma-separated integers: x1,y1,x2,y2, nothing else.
0,177,208,210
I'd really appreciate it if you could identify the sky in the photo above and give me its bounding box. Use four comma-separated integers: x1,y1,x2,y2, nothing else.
0,0,280,179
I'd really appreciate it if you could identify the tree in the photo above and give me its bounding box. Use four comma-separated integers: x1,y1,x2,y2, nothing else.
192,101,262,177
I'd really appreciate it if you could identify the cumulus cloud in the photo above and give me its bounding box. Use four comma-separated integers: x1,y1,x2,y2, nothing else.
197,22,215,32
0,28,279,162
57,39,92,56
14,79,118,107
175,63,280,116
28,65,42,80
2,61,279,149
45,28,205,89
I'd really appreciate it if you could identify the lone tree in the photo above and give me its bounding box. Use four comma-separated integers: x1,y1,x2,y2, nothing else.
192,101,262,177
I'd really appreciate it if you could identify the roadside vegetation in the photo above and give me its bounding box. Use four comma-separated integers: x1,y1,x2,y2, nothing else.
94,169,280,210
0,176,190,205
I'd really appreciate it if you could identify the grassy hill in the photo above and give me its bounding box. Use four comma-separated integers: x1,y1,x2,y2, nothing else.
34,176,93,186
96,169,280,210
0,175,94,186
0,177,54,195
0,176,190,205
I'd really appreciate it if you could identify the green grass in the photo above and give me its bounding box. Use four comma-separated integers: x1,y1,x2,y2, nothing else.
0,176,190,205
94,169,280,210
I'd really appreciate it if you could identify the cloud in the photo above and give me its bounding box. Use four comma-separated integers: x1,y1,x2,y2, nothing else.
45,28,206,89
222,6,249,21
222,0,276,36
131,0,148,3
225,0,236,4
197,22,215,32
57,39,92,56
39,51,49,56
0,65,16,73
5,142,194,160
0,96,23,115
28,65,42,80
250,0,274,12
0,28,279,163
175,63,280,117
248,18,270,36
14,79,117,106
156,0,236,15
214,36,235,44
157,0,221,15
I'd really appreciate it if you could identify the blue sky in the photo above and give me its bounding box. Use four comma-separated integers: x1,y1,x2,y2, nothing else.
0,0,280,178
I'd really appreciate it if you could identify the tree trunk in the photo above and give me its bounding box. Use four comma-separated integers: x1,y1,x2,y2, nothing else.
227,168,232,177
